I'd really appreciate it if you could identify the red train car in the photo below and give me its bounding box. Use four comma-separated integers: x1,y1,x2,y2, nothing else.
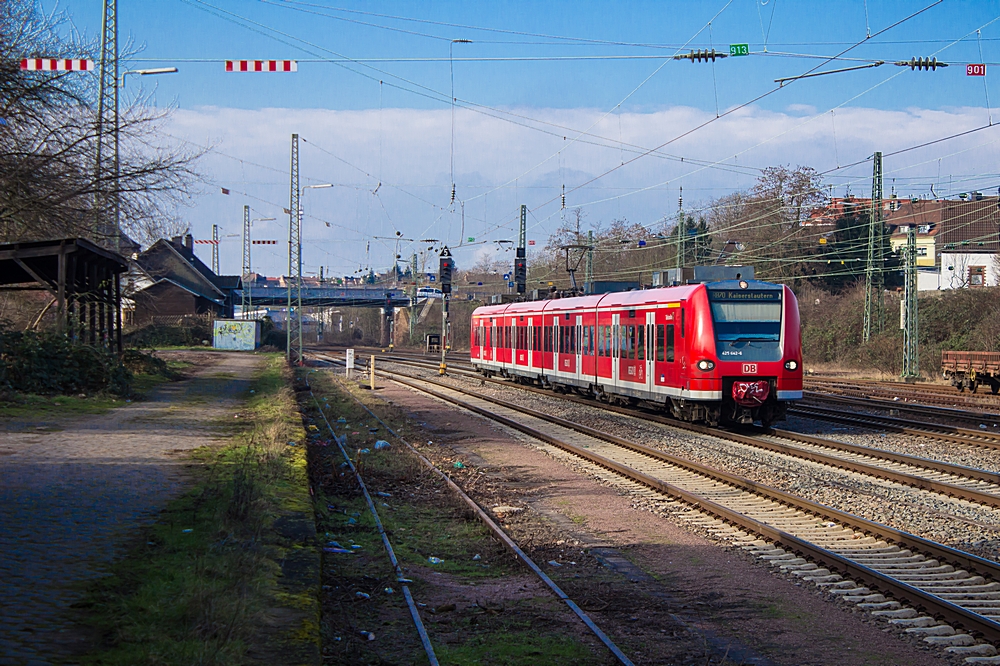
471,279,802,427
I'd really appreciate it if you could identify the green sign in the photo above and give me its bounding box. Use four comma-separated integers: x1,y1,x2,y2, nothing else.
467,236,475,242
729,43,749,56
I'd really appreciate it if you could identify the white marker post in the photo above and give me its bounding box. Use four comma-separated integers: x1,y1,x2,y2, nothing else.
346,348,355,378
369,355,376,391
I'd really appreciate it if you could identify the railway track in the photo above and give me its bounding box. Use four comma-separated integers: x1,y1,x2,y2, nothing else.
807,378,1000,411
791,403,1000,450
319,350,1000,509
311,353,1000,655
800,390,1000,431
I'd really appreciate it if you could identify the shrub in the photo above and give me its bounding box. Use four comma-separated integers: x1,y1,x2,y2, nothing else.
0,324,132,396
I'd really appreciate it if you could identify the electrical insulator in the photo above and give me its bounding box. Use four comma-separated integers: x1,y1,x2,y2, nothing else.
896,57,948,71
674,49,727,63
561,184,566,209
450,183,456,204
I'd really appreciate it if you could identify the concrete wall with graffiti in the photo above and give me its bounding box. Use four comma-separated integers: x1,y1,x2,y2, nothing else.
213,320,260,351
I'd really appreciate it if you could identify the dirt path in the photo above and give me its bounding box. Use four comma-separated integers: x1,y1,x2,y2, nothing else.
0,351,262,665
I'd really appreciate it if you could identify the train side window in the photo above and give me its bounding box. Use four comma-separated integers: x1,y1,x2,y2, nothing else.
680,308,685,337
545,327,552,352
597,325,605,357
636,324,644,361
667,324,675,362
656,324,664,362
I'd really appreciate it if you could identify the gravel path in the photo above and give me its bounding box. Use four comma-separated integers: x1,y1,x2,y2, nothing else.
0,352,260,665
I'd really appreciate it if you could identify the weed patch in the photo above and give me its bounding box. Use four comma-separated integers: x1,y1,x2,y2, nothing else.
301,370,603,665
77,354,319,665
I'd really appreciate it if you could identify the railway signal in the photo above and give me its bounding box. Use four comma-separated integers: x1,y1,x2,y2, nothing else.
439,247,454,295
439,247,453,375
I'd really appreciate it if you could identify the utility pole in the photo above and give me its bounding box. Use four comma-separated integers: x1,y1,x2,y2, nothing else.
515,205,527,294
287,133,302,365
94,0,119,250
410,253,418,343
241,205,251,320
211,224,219,274
863,151,884,342
902,225,919,380
585,230,594,292
676,186,684,272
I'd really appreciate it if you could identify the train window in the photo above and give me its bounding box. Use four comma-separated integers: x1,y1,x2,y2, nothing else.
636,325,644,361
680,308,685,337
667,324,675,362
656,325,664,362
597,326,605,357
626,325,635,360
545,327,552,353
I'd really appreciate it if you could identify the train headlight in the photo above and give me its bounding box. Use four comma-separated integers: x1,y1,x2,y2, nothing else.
696,359,716,371
784,360,799,371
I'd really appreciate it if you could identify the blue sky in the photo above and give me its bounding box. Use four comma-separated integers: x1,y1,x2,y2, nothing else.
42,1,1000,278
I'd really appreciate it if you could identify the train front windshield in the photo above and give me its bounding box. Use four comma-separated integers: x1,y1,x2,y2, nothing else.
707,287,782,362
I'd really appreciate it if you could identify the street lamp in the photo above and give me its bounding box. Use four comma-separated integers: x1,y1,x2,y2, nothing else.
119,67,178,88
103,66,177,253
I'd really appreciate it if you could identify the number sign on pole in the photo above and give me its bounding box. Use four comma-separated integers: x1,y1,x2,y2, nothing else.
729,44,750,57
967,63,987,76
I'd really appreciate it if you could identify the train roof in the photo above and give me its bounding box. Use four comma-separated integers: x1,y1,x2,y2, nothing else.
593,284,701,308
470,281,789,318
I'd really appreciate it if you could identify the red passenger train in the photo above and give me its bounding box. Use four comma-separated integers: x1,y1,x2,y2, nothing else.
470,279,802,427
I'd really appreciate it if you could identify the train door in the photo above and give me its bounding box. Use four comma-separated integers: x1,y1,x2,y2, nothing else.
575,314,583,383
618,312,645,386
645,311,655,394
527,317,534,369
489,319,496,365
611,313,620,388
653,306,679,392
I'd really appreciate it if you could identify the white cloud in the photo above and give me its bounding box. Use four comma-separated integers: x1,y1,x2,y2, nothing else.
163,104,1000,277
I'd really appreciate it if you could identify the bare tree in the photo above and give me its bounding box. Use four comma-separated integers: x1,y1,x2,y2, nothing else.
0,0,201,249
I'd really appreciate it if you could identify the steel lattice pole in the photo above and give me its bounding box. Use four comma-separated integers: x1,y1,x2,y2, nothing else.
94,0,118,249
287,134,301,364
212,224,219,274
863,151,884,342
903,225,919,379
242,205,251,319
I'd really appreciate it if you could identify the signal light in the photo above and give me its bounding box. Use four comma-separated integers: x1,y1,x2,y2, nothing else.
439,249,454,294
674,49,728,63
895,57,948,71
514,248,527,294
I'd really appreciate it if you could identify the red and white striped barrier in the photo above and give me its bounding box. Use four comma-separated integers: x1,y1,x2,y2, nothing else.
20,58,94,71
194,240,219,245
252,240,278,245
225,60,297,73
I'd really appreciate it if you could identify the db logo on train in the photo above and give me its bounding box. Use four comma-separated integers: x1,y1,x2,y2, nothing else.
742,363,758,374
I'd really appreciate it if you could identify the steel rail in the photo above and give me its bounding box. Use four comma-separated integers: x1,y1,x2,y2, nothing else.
323,352,1000,506
803,390,1000,425
791,404,1000,450
304,382,439,666
367,366,1000,645
325,375,636,666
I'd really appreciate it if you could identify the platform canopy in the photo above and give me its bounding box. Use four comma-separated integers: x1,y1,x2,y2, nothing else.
0,238,129,352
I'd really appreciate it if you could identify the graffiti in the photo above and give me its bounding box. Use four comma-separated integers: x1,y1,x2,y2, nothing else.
213,320,259,351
